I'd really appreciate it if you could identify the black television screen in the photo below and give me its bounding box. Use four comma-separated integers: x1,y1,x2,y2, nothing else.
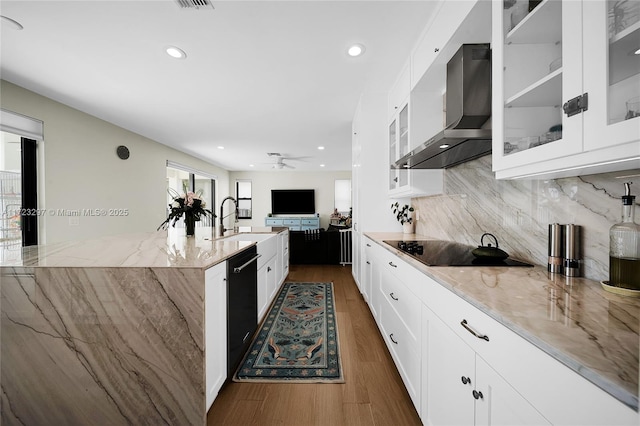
271,189,315,215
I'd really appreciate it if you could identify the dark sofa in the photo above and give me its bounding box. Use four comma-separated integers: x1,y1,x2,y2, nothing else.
289,228,341,264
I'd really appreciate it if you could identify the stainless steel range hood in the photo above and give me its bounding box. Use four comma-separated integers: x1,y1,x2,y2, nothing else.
393,44,492,170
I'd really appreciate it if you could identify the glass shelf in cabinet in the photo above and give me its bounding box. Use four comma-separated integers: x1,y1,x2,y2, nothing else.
506,0,562,44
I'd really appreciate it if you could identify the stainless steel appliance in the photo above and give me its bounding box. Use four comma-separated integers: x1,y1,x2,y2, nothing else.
226,246,260,378
383,239,533,267
393,43,492,170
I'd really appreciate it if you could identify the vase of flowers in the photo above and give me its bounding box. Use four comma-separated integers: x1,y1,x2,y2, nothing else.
157,189,215,237
391,202,415,234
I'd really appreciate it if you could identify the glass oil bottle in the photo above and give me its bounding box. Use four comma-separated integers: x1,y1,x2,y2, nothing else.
609,182,640,290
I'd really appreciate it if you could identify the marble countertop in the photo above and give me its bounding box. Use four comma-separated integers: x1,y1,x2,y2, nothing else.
0,226,285,269
366,232,640,411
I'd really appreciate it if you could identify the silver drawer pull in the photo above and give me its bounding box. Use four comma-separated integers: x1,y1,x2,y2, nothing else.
389,292,398,301
460,319,489,341
388,262,397,268
389,334,398,344
233,254,262,273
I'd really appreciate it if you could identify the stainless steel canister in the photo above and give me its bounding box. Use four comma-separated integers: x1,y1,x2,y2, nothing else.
563,224,581,277
548,223,564,274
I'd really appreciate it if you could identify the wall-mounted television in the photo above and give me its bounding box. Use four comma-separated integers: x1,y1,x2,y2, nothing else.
271,189,315,215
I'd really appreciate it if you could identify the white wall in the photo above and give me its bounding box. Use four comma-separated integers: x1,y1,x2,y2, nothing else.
229,170,351,230
1,80,230,244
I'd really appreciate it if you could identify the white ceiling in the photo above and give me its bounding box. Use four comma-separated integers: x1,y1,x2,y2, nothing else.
0,0,439,172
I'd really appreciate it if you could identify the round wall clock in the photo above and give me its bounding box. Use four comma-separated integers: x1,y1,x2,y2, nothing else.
116,145,130,160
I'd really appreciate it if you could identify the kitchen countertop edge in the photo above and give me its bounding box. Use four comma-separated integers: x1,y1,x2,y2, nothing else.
365,231,639,411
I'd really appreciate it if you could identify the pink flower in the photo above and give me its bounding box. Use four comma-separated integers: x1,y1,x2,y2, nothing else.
185,191,196,207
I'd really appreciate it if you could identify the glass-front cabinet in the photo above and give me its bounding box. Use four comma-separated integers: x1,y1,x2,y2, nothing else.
492,0,640,179
583,0,640,150
388,103,410,194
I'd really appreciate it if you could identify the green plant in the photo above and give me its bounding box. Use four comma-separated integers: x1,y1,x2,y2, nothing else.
391,202,414,225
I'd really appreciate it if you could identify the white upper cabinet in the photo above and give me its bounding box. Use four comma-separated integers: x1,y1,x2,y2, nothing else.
582,0,640,151
492,0,640,179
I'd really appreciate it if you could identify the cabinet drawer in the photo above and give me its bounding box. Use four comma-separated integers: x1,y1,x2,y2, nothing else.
265,218,283,226
378,246,428,301
283,219,300,226
301,219,318,225
379,269,420,343
380,297,421,409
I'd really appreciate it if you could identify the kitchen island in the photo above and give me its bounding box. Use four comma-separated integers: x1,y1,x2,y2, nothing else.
0,226,283,426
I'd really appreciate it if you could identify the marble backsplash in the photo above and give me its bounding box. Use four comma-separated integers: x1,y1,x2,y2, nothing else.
412,155,640,282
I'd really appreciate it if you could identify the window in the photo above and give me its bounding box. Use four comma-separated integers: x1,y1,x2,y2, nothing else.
334,179,351,215
236,180,252,219
0,109,43,249
165,161,217,228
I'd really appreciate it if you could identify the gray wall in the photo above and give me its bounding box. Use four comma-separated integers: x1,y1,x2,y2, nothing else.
1,80,230,244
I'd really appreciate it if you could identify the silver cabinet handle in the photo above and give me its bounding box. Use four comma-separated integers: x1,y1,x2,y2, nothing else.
461,376,471,385
460,319,489,341
473,390,484,400
389,334,398,344
390,292,398,301
233,254,261,273
267,266,272,272
366,243,371,247
388,262,397,268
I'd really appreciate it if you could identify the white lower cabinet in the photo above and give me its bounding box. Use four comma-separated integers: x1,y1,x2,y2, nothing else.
364,237,381,319
255,234,280,322
367,239,638,426
378,253,422,411
276,230,289,285
205,261,227,411
422,304,550,426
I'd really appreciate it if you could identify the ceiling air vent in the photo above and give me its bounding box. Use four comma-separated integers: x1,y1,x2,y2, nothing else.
174,0,214,10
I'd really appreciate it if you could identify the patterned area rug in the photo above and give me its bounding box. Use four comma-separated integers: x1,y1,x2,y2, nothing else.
233,282,344,383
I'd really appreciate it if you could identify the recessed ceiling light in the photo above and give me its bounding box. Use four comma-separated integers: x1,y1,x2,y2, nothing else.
217,146,224,150
347,44,365,57
1,16,24,30
318,146,325,150
320,164,325,167
635,47,640,55
249,164,254,167
166,46,187,59
439,144,450,149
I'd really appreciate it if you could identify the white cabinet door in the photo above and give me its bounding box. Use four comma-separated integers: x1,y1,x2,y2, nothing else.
205,262,227,411
265,255,277,303
425,306,475,426
492,0,640,179
475,357,550,426
424,306,550,426
276,230,289,285
582,0,640,152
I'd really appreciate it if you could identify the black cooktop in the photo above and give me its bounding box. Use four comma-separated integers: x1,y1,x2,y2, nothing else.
383,240,533,267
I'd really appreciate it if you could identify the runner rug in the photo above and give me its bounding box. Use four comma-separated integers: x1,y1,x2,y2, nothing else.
233,282,344,383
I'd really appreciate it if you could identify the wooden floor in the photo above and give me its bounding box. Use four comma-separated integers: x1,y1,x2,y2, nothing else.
207,264,422,426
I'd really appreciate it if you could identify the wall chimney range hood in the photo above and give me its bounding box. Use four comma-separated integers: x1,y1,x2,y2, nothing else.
394,44,492,170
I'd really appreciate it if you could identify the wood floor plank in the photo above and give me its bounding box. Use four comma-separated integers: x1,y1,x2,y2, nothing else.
207,264,421,426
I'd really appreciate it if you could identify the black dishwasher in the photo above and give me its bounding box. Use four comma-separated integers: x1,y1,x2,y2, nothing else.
226,246,259,378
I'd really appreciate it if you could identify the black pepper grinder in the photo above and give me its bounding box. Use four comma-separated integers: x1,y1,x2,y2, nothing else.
563,224,581,277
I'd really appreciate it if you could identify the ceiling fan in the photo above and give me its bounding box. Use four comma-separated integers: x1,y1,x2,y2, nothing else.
265,153,310,169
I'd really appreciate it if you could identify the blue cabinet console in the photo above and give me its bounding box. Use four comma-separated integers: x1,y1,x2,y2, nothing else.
265,216,319,231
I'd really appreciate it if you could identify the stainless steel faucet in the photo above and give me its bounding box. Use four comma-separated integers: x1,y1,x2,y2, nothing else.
219,196,238,236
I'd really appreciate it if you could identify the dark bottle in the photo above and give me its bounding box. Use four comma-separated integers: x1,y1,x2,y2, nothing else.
609,182,640,290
